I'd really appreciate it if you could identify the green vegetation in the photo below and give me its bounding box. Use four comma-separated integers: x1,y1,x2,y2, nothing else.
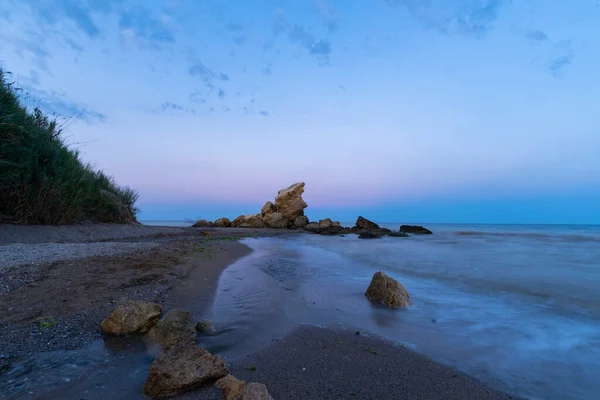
0,69,139,224
247,365,257,371
38,318,56,330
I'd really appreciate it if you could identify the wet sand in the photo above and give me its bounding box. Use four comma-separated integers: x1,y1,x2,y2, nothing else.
0,224,523,399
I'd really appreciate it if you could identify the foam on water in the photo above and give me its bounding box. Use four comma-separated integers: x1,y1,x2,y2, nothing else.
205,225,600,400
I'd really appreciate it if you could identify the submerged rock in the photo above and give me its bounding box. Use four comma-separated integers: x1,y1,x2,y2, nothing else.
358,232,382,239
365,271,411,308
143,343,228,397
192,219,211,228
399,225,432,234
195,320,216,335
216,374,273,400
101,298,162,335
213,217,231,228
148,309,196,349
274,182,308,221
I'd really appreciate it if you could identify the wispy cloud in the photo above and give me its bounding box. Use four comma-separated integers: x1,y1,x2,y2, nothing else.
526,30,549,42
314,0,340,32
548,40,574,77
119,6,176,50
386,0,504,38
150,101,196,115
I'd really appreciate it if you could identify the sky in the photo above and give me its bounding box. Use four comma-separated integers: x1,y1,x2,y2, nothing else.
1,0,599,224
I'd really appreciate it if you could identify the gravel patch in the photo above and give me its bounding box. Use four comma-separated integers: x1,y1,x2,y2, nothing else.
0,242,159,272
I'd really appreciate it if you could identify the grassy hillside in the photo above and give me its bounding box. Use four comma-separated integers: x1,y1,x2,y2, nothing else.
0,69,139,224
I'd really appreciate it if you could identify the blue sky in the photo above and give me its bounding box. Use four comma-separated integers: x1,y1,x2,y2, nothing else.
1,0,599,224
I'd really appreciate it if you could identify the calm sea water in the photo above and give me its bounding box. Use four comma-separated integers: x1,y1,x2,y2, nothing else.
200,223,600,400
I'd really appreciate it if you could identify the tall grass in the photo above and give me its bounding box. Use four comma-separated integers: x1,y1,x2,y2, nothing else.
0,69,139,224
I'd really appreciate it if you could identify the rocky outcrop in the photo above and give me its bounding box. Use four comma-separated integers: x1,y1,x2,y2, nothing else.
263,212,288,229
216,374,273,400
389,232,409,237
143,343,228,397
294,215,309,228
101,299,162,335
231,214,266,228
400,225,433,234
356,216,380,231
148,309,196,349
213,217,231,228
275,182,307,221
192,219,211,228
261,201,277,216
195,320,216,335
304,222,320,233
365,271,411,308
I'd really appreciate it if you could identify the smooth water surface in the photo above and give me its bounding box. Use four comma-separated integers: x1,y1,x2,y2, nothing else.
204,224,600,400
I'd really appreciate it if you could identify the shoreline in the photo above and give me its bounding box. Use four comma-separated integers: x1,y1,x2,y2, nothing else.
0,224,523,399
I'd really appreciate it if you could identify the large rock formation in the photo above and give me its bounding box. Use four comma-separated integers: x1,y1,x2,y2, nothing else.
365,271,411,308
274,182,307,221
101,299,162,335
400,225,433,235
263,212,288,229
147,309,196,349
143,343,228,397
231,214,266,228
216,374,273,400
261,201,277,216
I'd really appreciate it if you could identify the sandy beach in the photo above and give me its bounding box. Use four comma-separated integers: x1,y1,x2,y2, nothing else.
0,224,520,399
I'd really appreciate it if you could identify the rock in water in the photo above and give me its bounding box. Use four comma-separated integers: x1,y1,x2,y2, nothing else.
365,271,411,308
399,225,432,234
101,298,162,335
263,212,289,229
358,232,381,239
356,216,380,230
261,201,277,216
192,219,211,228
274,182,308,221
195,320,216,335
389,232,409,237
148,309,196,349
294,215,309,228
213,217,231,228
143,343,228,397
216,374,273,400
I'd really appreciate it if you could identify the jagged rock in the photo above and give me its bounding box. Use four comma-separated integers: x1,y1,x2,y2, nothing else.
143,343,228,397
263,212,289,229
101,298,162,335
389,232,409,237
319,218,332,229
358,232,382,239
195,320,216,335
356,216,380,230
261,201,277,216
274,182,307,221
365,271,411,308
294,215,309,228
400,225,433,234
148,309,196,349
213,218,231,228
192,219,211,228
216,375,273,400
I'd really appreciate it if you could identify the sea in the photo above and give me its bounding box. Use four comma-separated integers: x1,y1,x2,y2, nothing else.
189,222,600,400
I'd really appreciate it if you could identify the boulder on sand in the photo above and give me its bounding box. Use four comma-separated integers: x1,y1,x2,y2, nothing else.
400,225,432,234
148,309,196,349
263,212,289,229
216,374,274,400
365,271,411,308
101,298,162,335
274,182,308,221
294,215,309,228
192,219,211,228
143,343,228,397
261,201,277,216
213,217,231,228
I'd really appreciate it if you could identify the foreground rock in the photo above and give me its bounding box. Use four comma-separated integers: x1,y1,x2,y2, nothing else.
400,225,433,234
195,320,216,335
143,343,228,397
365,271,412,308
274,182,308,221
216,374,274,400
148,309,196,349
192,219,211,228
100,299,162,335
